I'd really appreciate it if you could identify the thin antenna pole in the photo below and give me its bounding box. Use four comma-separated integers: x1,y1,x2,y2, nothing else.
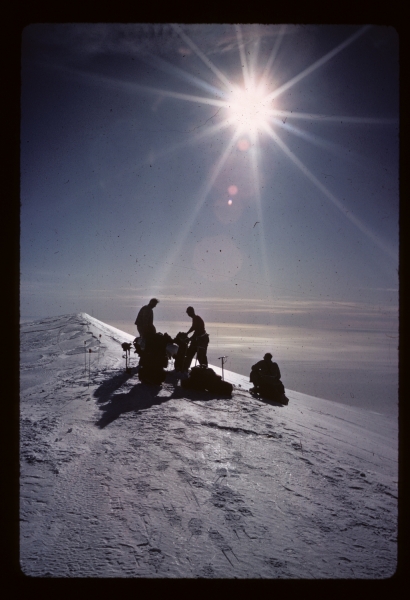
218,356,227,381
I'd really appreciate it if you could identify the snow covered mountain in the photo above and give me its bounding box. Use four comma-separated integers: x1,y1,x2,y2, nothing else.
20,313,398,578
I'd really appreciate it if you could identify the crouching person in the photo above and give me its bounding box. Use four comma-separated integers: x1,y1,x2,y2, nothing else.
250,353,288,404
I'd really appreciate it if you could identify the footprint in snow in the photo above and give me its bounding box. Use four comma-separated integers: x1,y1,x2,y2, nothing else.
188,518,203,536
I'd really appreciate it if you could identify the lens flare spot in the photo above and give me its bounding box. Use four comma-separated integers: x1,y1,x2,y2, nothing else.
237,139,250,151
228,185,238,195
213,194,243,223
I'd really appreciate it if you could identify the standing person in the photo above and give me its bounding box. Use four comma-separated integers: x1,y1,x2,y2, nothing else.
182,306,209,372
249,353,281,392
135,298,159,344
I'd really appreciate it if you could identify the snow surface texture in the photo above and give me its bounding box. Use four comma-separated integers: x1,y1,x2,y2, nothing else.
20,314,398,578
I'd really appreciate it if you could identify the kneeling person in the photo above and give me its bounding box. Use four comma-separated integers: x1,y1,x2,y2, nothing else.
250,353,284,398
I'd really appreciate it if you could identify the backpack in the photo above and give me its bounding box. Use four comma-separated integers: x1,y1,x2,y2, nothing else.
173,332,189,371
258,375,287,403
139,331,171,373
181,366,233,396
138,364,167,385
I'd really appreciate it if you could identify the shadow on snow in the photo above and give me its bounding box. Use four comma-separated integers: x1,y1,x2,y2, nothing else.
93,368,137,403
94,368,235,429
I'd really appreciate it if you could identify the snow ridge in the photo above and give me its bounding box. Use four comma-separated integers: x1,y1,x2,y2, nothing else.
20,314,398,578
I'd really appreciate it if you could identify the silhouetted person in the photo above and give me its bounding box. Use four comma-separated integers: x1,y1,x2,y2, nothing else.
250,353,281,392
135,298,159,343
182,306,209,372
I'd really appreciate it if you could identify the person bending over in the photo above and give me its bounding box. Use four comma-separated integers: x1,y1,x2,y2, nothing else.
135,298,159,343
182,306,209,372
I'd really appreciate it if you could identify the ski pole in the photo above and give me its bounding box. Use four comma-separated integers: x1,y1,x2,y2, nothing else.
88,349,92,387
98,334,101,368
84,341,87,373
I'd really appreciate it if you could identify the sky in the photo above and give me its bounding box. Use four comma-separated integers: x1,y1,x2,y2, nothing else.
20,24,399,387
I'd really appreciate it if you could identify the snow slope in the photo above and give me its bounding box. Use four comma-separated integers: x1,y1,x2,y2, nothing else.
20,314,398,578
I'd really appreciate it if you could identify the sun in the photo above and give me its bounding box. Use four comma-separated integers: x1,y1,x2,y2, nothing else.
226,86,273,135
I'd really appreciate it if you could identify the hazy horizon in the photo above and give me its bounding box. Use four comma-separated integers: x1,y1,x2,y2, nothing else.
20,311,398,416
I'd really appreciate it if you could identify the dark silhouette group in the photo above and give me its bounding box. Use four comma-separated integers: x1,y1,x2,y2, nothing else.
135,299,208,375
132,298,288,403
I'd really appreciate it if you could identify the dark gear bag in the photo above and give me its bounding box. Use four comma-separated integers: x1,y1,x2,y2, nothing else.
258,375,288,404
181,365,233,396
138,332,172,384
173,332,189,371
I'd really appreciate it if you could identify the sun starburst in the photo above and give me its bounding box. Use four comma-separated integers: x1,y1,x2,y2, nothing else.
100,24,395,288
226,86,274,135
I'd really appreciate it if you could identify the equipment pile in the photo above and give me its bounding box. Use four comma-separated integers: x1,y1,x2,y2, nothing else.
137,332,174,385
181,365,233,396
